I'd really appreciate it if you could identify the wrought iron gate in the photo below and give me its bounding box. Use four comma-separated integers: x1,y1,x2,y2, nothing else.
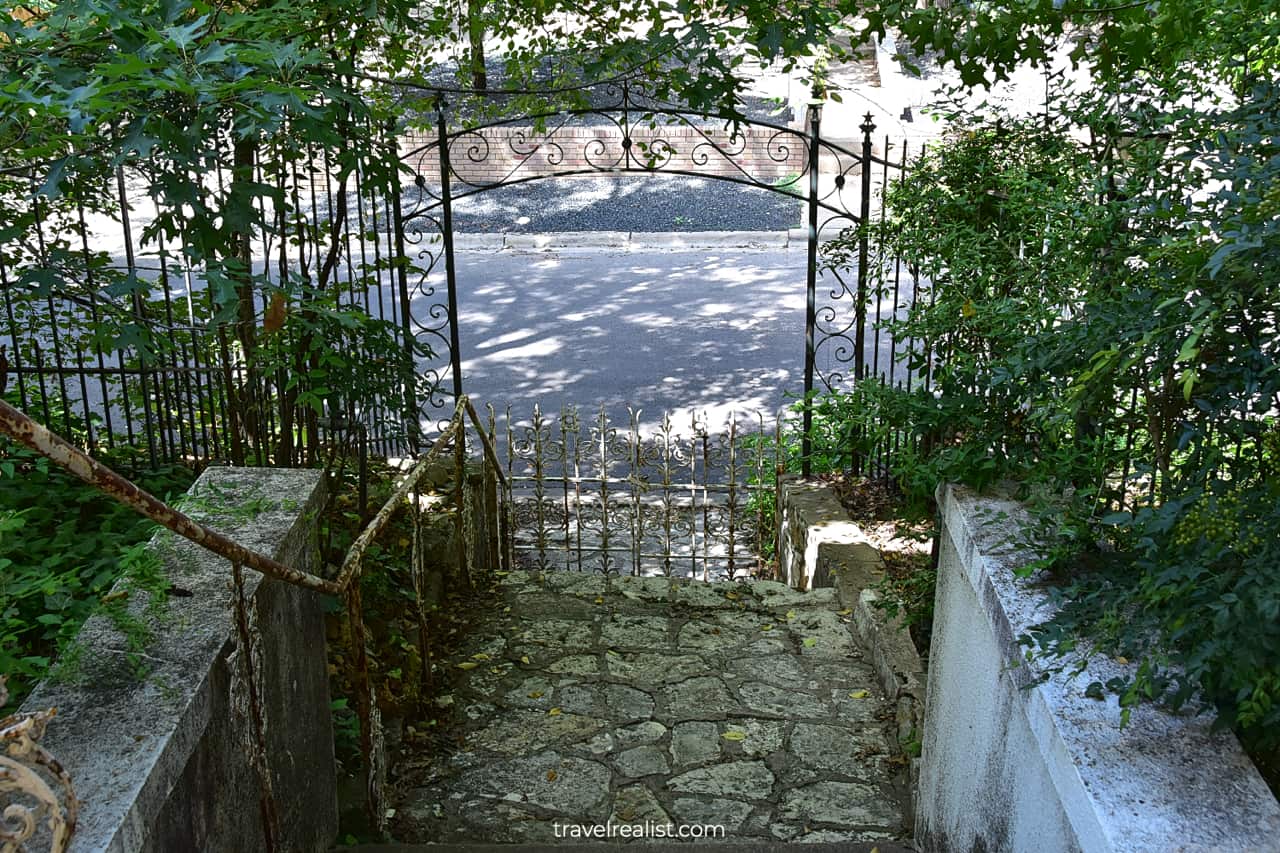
2,78,923,474
391,81,919,474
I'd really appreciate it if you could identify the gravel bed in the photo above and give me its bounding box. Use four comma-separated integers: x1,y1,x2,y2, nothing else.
445,175,805,233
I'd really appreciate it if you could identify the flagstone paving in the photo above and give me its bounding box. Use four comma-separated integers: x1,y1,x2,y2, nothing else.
391,570,911,844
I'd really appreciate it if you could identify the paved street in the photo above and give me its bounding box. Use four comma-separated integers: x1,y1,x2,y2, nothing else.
444,245,805,430
426,243,910,432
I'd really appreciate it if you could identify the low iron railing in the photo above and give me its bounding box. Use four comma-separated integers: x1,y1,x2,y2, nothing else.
502,405,779,580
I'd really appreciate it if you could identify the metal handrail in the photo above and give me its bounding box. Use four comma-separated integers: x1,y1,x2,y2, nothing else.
0,385,509,847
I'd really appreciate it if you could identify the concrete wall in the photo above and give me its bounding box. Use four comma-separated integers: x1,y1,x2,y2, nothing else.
918,483,1280,853
20,467,335,853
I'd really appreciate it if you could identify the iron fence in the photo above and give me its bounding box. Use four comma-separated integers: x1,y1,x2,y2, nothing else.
0,125,435,471
502,404,778,580
3,78,930,479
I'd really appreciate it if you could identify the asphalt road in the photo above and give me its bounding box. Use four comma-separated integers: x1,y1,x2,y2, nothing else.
424,244,913,433
10,239,916,448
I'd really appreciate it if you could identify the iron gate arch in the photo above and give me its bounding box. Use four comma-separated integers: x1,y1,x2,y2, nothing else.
386,81,910,473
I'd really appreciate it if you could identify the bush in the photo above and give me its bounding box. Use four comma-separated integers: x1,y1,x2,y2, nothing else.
821,82,1280,751
0,400,195,710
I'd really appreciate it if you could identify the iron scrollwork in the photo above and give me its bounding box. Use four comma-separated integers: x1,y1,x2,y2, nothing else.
0,678,78,853
503,405,773,581
387,85,915,444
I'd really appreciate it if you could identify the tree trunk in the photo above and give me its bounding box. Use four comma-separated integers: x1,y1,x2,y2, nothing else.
467,0,487,91
228,136,262,457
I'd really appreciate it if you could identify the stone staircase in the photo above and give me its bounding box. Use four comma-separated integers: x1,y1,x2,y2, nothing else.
377,571,913,847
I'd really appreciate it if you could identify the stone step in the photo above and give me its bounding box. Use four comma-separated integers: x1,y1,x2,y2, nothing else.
384,571,913,847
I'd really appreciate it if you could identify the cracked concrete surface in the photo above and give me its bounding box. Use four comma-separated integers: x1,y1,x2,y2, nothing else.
392,570,911,844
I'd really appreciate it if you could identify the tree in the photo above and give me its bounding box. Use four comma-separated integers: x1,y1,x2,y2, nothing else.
819,0,1280,752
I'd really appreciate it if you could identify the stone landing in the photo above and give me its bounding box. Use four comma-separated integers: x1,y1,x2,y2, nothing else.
391,571,911,845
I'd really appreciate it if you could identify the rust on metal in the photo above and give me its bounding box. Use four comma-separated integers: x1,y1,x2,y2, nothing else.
0,397,342,596
0,388,512,848
331,406,461,591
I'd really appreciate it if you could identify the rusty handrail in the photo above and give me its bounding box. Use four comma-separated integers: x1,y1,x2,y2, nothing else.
0,393,505,597
0,397,343,596
0,388,509,844
332,405,461,590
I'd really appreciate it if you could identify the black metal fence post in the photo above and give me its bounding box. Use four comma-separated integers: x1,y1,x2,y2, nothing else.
390,123,421,453
856,114,875,382
437,103,465,467
436,105,465,408
802,95,822,479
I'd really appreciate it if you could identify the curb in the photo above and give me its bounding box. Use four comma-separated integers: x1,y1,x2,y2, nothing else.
776,476,927,826
450,230,812,251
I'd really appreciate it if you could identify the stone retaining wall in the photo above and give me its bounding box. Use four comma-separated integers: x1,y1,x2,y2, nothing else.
918,483,1280,852
776,475,885,593
399,124,806,185
775,475,927,822
20,467,335,853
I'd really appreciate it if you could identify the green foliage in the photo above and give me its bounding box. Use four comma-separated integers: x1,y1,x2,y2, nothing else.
0,403,195,709
815,49,1280,750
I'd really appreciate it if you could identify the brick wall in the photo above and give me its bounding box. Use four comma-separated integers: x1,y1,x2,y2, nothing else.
399,123,807,186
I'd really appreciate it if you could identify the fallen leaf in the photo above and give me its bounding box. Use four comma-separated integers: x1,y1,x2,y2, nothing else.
548,707,562,716
546,770,558,782
848,689,869,699
471,652,490,661
760,624,773,632
594,596,604,604
520,655,531,664
397,537,410,548
785,609,797,620
263,290,287,333
802,637,818,647
721,730,747,741
1115,656,1129,665
838,608,853,616
456,661,478,670
528,691,544,699
726,591,740,600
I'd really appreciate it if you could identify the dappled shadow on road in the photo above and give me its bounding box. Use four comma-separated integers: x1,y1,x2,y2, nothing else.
449,176,803,234
424,248,810,432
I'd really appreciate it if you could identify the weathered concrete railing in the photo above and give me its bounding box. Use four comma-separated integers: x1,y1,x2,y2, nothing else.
18,467,334,853
919,484,1280,852
2,392,508,848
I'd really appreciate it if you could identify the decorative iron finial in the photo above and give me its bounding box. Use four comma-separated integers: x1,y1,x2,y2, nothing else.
861,113,876,135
